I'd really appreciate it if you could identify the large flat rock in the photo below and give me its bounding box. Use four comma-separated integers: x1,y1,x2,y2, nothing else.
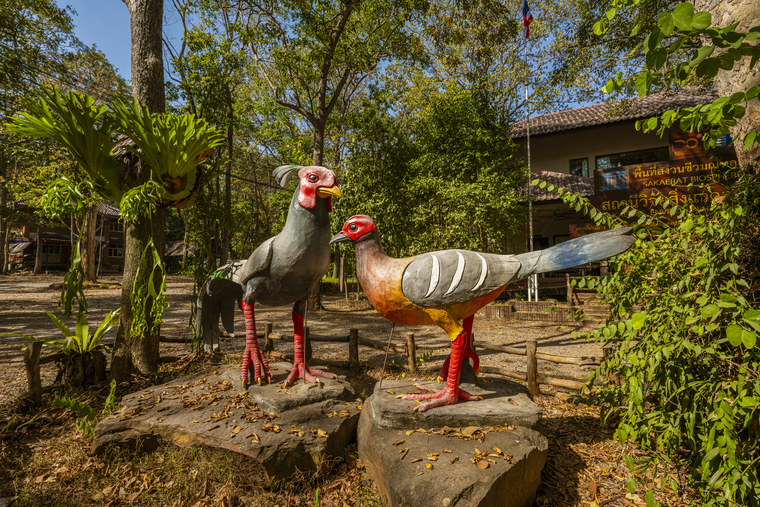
93,364,361,486
358,401,548,507
370,378,542,431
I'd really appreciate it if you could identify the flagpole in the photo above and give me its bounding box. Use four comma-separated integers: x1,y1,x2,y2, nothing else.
524,13,536,302
523,28,538,301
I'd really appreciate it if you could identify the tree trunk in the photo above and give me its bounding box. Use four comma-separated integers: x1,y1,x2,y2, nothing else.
33,227,44,274
220,96,233,266
111,209,165,378
695,0,760,173
307,122,326,311
112,0,166,381
0,156,6,275
81,204,98,282
123,0,165,114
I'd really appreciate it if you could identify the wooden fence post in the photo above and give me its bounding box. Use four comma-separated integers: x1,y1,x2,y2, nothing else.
304,326,312,362
526,339,539,397
349,329,359,370
566,273,574,306
406,332,417,372
264,322,273,353
24,341,43,405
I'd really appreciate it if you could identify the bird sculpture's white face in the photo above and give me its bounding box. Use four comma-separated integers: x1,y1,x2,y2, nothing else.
297,166,341,211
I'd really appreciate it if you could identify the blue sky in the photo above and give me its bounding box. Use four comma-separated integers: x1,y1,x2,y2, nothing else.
57,0,185,81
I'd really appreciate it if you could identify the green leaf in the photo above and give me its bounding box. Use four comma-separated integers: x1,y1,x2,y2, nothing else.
690,46,714,67
635,73,651,97
691,11,711,30
743,131,758,150
701,305,721,318
657,12,675,36
672,2,694,31
726,325,743,346
743,330,757,349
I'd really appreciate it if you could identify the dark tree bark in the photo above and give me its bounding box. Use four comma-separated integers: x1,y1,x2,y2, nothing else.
0,157,6,274
81,205,98,282
33,227,44,274
220,91,233,266
111,0,166,381
695,0,760,173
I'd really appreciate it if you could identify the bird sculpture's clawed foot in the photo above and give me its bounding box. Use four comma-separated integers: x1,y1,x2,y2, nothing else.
241,300,271,389
282,361,335,387
241,341,272,388
402,384,479,412
440,344,479,380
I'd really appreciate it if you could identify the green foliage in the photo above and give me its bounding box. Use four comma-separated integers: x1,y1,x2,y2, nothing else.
130,239,167,337
6,309,119,356
51,395,97,437
111,98,226,204
46,310,119,355
103,379,117,415
7,86,123,201
417,350,435,365
598,1,760,154
537,175,760,507
337,85,525,257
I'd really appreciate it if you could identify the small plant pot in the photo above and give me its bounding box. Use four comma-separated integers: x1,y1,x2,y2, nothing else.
57,350,107,386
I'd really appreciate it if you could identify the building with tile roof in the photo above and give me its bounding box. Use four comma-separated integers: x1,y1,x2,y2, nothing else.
506,88,739,286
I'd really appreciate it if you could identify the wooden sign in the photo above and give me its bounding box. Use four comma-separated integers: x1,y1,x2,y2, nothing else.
590,154,740,220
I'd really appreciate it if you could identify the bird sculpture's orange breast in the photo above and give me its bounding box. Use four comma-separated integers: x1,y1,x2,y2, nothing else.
359,253,507,327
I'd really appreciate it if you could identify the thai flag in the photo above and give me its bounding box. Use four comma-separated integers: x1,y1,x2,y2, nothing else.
522,0,533,38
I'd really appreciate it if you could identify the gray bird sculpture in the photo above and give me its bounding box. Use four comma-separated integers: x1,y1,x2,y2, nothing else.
197,165,341,388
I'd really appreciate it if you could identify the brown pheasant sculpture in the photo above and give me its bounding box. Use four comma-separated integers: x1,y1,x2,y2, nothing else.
331,215,635,412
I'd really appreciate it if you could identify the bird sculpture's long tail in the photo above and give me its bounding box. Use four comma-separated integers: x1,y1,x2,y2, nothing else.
514,227,635,279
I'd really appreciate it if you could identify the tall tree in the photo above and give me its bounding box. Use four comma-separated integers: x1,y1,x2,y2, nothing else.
239,0,426,309
111,0,167,379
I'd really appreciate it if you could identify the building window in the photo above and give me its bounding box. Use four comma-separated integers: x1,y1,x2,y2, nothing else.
109,221,124,233
569,158,589,177
42,244,61,255
596,147,669,170
108,246,123,258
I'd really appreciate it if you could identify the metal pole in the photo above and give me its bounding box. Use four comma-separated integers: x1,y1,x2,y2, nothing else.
525,41,536,302
378,323,396,391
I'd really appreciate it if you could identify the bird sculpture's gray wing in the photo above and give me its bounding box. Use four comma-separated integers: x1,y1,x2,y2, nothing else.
401,250,521,307
238,237,274,285
196,260,246,352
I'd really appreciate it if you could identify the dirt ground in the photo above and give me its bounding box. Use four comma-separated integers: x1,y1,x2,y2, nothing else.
0,272,690,506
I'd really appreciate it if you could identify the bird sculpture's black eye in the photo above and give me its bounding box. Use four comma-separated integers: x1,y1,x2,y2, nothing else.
308,174,318,182
349,223,357,232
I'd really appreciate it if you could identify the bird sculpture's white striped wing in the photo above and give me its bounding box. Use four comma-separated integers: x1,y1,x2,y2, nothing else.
401,250,521,306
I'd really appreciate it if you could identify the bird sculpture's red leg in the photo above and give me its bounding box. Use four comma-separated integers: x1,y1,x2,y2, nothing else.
241,300,271,388
403,331,479,412
283,311,336,387
440,315,480,381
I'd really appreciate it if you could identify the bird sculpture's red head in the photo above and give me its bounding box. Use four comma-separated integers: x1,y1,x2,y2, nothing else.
330,215,377,245
297,166,340,211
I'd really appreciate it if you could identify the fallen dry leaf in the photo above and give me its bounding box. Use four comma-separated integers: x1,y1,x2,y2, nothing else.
476,461,489,470
206,425,219,431
392,440,405,447
450,456,459,464
411,458,422,463
426,463,433,470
